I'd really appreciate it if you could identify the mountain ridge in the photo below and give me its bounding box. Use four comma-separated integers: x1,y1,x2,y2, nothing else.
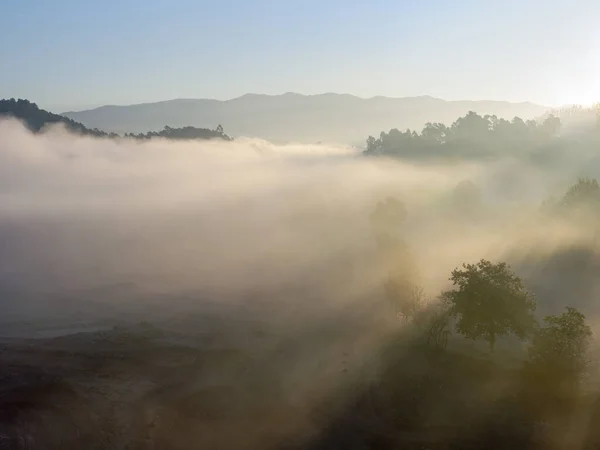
62,93,550,144
62,92,545,114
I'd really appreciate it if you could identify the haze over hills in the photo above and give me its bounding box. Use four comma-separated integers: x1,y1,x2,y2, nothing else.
62,93,549,145
0,98,232,141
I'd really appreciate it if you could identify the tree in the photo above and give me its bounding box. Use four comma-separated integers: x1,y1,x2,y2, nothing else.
421,122,448,144
527,307,592,391
414,302,452,349
541,114,561,136
522,307,593,423
510,116,529,139
442,259,536,352
450,111,491,142
560,177,600,212
366,135,378,153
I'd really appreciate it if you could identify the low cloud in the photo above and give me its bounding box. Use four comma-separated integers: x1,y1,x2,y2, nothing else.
1,118,599,329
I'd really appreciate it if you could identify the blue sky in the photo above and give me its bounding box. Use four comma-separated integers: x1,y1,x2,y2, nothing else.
1,0,599,111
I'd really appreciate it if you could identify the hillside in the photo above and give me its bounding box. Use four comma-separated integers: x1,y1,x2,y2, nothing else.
63,93,549,144
0,98,232,141
0,98,110,137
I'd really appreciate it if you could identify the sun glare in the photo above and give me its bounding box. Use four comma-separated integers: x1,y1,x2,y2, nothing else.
554,79,600,107
551,36,600,107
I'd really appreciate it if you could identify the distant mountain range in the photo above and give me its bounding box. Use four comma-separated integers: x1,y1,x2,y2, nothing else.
62,93,550,145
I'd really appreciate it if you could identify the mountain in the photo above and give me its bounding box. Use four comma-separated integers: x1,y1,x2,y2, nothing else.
0,98,111,137
63,93,550,145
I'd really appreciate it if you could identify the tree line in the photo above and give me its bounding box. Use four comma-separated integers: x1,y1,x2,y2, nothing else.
123,124,232,141
0,98,232,141
364,111,564,160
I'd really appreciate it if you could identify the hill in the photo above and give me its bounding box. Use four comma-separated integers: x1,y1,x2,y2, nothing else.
0,98,111,137
0,98,232,141
62,93,549,144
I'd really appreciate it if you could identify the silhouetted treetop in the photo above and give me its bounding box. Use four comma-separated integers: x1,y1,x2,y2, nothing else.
541,103,599,131
442,259,537,352
124,125,232,141
560,177,600,211
364,111,562,160
528,307,592,381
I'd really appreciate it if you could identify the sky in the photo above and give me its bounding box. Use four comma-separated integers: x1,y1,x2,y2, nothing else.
0,0,599,112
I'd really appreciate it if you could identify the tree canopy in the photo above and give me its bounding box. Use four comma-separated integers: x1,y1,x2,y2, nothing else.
522,307,593,418
560,177,600,211
124,124,232,141
364,111,562,160
541,103,600,131
527,307,592,387
442,259,537,351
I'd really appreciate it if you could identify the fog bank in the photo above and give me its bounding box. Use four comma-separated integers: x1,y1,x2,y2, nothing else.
1,118,600,332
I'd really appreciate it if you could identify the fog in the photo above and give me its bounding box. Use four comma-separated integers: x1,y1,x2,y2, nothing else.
1,118,600,323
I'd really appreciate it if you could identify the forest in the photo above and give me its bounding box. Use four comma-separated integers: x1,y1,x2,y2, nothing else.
365,111,568,160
